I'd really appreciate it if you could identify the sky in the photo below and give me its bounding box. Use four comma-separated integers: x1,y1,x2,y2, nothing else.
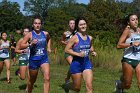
0,0,133,14
0,0,90,13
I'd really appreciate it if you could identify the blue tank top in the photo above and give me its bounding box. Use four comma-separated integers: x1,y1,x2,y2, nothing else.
72,33,90,62
30,30,48,60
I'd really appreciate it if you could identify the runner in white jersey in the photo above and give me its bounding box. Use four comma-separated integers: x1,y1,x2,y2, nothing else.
115,14,140,92
15,28,30,80
123,29,140,60
0,32,11,83
61,19,76,88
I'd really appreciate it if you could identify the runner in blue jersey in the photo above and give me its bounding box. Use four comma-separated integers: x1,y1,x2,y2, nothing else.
65,17,96,93
15,28,30,80
115,14,140,93
20,17,51,93
61,19,76,85
0,32,11,83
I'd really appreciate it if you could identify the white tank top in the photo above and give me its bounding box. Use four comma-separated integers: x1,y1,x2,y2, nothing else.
123,29,140,60
0,40,10,58
65,31,72,41
19,47,30,61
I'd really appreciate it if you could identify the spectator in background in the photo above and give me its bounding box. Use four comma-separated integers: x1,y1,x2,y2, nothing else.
10,35,17,66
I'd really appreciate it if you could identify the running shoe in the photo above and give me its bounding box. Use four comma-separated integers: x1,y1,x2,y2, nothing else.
64,83,69,93
64,78,70,93
7,80,11,84
114,80,124,93
65,78,70,85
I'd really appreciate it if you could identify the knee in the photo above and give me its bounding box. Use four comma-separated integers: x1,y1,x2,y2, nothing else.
7,68,10,71
43,73,50,83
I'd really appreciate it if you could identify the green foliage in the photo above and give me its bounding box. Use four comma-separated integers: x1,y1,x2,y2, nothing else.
24,0,78,22
0,61,139,93
85,0,122,31
131,0,140,15
24,0,56,21
93,30,119,46
8,31,22,41
0,1,24,32
91,36,123,69
43,8,71,39
117,1,133,15
61,3,87,18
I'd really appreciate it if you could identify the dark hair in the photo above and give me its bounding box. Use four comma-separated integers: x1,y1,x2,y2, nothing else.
33,16,42,24
0,32,7,40
74,17,87,31
68,18,75,24
31,16,42,30
123,13,138,27
1,31,7,37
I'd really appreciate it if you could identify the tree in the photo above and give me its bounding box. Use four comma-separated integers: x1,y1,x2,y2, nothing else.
0,0,24,32
24,0,57,22
43,8,71,40
84,0,122,45
85,0,122,31
131,0,140,16
62,3,87,18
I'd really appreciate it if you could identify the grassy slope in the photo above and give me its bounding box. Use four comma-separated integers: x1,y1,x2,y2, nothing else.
0,64,139,93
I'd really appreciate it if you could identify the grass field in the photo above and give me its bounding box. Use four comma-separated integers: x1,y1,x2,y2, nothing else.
0,63,139,93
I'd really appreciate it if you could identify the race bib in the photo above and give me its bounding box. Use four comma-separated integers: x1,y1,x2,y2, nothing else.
0,48,9,58
83,49,90,57
133,46,140,52
35,48,44,56
3,49,8,54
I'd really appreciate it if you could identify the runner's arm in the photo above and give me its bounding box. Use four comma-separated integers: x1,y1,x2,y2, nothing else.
20,32,31,49
15,38,24,54
117,28,131,48
45,31,51,53
65,35,84,57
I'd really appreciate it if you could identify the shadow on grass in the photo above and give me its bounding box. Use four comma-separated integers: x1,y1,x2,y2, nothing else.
18,84,27,90
19,84,38,90
0,77,7,81
113,91,126,93
60,82,126,93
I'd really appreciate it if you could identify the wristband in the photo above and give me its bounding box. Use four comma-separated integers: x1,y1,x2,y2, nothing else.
130,42,133,46
21,50,24,53
29,43,32,47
